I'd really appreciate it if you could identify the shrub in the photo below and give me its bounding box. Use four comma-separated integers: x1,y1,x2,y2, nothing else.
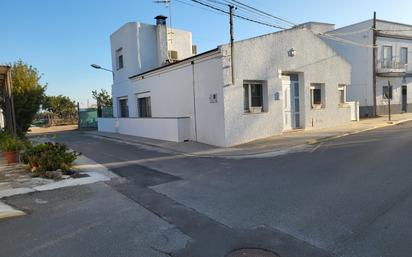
21,142,81,177
0,133,26,152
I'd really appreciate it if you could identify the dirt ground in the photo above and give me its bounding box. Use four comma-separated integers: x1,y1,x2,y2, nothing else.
28,125,79,135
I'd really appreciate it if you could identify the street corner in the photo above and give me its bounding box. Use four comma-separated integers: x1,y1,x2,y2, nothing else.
0,201,26,220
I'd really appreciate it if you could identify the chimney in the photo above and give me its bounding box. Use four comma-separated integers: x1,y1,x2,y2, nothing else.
155,15,167,25
155,15,168,66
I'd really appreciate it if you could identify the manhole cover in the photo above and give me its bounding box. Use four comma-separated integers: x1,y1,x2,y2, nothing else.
226,248,280,257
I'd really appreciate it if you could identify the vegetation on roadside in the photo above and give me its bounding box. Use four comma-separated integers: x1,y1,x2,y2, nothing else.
92,89,112,107
21,142,81,179
0,131,27,152
39,95,78,126
9,60,47,136
42,95,77,117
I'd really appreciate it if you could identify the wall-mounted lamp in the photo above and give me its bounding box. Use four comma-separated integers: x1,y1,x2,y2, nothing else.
288,48,297,57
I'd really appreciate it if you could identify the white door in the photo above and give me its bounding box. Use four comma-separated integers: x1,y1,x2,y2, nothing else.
282,80,292,130
282,79,300,130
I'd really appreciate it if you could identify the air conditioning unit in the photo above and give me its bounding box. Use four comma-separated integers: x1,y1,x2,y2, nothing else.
168,50,178,62
192,45,197,55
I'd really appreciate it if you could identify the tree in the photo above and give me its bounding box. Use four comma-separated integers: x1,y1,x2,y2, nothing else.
43,95,76,117
92,89,112,107
9,60,46,136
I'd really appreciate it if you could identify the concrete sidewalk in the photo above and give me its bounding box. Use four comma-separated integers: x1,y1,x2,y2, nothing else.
0,154,118,220
88,113,412,158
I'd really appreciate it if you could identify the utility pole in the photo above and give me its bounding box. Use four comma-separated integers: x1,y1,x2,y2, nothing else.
372,11,378,117
229,5,235,85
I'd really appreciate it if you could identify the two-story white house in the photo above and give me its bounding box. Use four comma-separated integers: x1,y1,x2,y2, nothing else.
318,19,412,117
98,16,356,147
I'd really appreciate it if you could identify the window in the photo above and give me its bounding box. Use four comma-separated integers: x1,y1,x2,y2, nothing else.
400,47,408,65
310,83,325,108
118,98,129,117
243,82,263,113
383,85,393,99
116,48,124,70
338,85,346,104
138,97,152,118
383,46,393,68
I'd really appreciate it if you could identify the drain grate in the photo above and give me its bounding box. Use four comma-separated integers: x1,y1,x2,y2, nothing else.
226,248,280,257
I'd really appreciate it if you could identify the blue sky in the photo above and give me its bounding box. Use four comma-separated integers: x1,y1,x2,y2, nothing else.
2,0,412,107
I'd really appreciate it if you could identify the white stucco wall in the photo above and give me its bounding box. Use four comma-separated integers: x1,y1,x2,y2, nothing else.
221,28,352,146
107,24,353,147
97,117,191,142
321,20,374,107
111,51,226,146
110,22,194,85
168,28,193,60
323,19,412,112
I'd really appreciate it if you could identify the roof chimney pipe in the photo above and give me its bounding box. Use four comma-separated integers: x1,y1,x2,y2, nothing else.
155,15,167,26
155,15,169,66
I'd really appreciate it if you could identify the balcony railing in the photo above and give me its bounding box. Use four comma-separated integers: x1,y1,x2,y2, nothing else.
377,59,408,76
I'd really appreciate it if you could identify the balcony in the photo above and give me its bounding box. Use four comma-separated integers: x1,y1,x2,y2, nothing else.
376,59,408,77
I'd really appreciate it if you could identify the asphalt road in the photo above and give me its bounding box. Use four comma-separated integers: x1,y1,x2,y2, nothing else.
2,122,412,257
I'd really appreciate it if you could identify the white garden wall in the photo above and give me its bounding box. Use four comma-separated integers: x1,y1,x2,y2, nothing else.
97,117,191,142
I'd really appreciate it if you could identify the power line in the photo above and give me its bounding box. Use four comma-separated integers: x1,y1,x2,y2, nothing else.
318,32,377,48
326,28,372,36
189,0,288,29
175,0,226,16
378,29,412,32
206,0,293,28
225,0,296,27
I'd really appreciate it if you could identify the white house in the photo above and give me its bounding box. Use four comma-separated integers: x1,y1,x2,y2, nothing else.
98,16,356,147
318,19,412,117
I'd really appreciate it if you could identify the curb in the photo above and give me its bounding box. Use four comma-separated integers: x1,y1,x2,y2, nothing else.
0,201,26,220
0,156,116,200
306,117,412,145
88,118,412,159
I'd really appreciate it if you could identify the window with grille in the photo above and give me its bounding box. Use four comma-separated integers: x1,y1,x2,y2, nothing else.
383,85,393,99
138,97,152,118
310,83,325,108
118,98,129,117
243,82,264,113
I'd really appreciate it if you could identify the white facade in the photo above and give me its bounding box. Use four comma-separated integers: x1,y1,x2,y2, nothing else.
321,19,412,116
99,18,354,147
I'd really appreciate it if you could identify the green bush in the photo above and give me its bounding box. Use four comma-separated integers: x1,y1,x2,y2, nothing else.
21,142,81,176
0,133,26,152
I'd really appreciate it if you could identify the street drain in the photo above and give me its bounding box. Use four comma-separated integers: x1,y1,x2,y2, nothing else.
226,248,280,257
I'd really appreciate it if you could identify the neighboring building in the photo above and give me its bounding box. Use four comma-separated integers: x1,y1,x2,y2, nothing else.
319,19,412,117
98,16,356,147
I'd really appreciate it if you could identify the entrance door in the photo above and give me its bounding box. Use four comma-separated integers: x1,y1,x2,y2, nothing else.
282,78,300,130
402,86,407,112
